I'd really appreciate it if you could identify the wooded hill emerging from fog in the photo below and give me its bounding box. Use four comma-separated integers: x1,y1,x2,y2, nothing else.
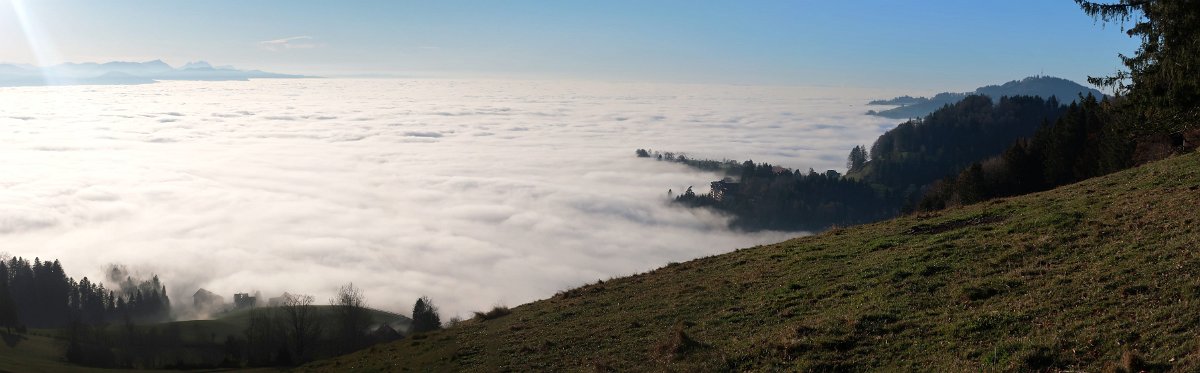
0,257,416,370
866,76,1105,119
0,258,172,330
660,72,1190,233
648,92,1098,231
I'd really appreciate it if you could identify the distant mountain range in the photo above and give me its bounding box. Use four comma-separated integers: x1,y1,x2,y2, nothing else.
0,60,312,87
867,76,1105,119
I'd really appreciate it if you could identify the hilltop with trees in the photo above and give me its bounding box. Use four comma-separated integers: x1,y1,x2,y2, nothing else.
0,258,171,330
866,76,1104,119
0,256,429,370
654,0,1200,232
642,93,1077,231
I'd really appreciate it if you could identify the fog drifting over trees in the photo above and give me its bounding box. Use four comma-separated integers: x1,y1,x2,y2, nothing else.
0,79,899,316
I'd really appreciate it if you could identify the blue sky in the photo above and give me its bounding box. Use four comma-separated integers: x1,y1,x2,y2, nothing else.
0,0,1138,90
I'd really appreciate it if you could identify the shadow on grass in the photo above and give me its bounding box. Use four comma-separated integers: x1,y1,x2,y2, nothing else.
1,330,26,348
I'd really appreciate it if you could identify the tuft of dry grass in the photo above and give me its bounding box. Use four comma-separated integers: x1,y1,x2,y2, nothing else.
472,306,512,321
1104,350,1147,373
653,323,706,360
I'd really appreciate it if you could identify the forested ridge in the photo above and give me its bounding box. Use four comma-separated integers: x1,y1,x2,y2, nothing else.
918,95,1134,209
915,0,1200,211
654,0,1200,232
644,94,1078,231
866,76,1103,119
645,149,894,232
0,257,171,330
0,255,418,370
857,95,1068,193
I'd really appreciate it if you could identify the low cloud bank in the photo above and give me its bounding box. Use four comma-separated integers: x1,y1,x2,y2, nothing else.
0,79,899,318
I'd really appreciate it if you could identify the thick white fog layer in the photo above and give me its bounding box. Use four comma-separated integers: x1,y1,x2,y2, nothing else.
0,79,899,318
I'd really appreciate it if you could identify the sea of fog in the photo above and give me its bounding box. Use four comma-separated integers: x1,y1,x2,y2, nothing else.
0,79,901,318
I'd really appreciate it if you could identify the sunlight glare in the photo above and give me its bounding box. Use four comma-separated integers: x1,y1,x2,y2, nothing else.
8,0,67,84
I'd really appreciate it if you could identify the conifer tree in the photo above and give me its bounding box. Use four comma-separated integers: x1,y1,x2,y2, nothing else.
1076,0,1200,134
846,145,868,172
0,273,17,332
410,296,441,334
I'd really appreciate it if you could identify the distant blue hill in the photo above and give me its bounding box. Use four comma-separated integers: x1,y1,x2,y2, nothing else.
0,60,313,87
80,71,159,85
867,76,1105,119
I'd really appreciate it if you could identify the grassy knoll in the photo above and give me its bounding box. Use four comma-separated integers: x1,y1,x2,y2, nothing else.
211,305,410,333
0,306,408,371
0,329,183,373
304,152,1200,372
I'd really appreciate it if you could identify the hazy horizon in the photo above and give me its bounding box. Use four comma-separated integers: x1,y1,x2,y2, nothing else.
1,0,1138,91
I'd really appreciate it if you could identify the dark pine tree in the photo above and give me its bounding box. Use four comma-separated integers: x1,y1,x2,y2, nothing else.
410,296,441,334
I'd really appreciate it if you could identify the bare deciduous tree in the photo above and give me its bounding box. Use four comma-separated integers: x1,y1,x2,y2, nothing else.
244,307,282,366
329,283,370,353
281,293,321,364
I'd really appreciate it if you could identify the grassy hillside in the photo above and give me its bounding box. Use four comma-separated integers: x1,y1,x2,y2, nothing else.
212,305,411,333
0,306,408,372
303,151,1200,372
0,330,187,373
109,305,409,348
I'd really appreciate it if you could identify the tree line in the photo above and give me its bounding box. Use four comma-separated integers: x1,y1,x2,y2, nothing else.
653,0,1200,227
916,94,1132,209
60,282,423,369
0,257,171,331
14,252,466,370
639,94,1073,231
0,254,446,369
647,91,1145,229
918,0,1200,210
857,94,1067,196
224,292,457,368
645,150,896,231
